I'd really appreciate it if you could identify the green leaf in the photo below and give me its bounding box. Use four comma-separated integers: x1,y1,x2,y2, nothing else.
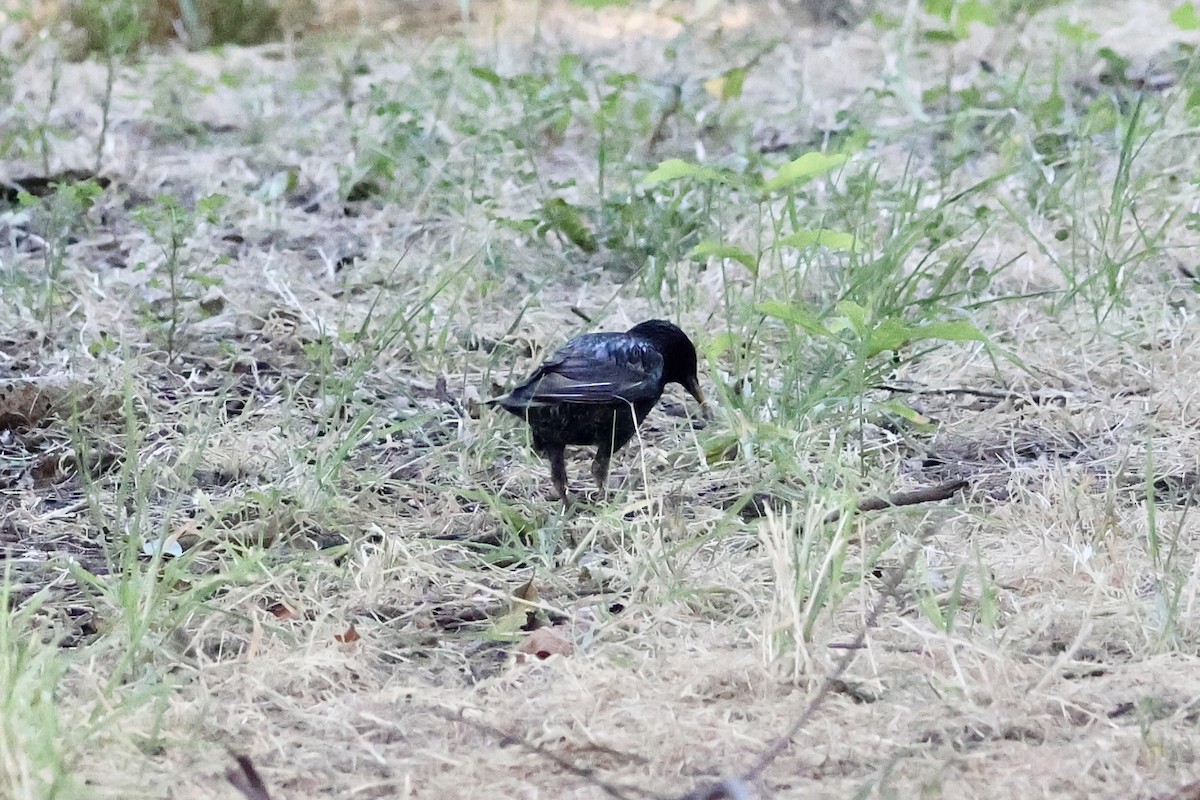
704,433,741,465
469,65,504,87
689,240,757,272
834,300,868,335
879,401,936,431
956,0,996,30
1034,86,1065,128
1054,18,1097,43
497,503,536,537
775,229,857,252
924,0,955,21
923,29,962,44
705,331,739,360
540,198,598,253
187,272,224,289
197,193,228,223
704,66,747,101
864,318,986,358
642,158,728,186
756,300,831,337
906,320,988,343
1097,47,1131,80
484,607,533,642
864,317,915,356
761,151,847,194
1172,2,1200,29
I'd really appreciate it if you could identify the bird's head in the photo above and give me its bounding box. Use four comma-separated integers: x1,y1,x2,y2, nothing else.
627,319,707,412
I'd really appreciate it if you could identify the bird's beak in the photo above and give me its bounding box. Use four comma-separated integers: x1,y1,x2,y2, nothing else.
684,376,711,419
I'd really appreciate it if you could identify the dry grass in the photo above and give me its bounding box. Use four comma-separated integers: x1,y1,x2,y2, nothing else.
3,1,1200,798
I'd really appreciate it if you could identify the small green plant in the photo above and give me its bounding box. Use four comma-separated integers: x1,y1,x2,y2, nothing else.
67,0,152,55
1054,93,1171,323
642,150,993,449
131,193,226,363
759,498,861,679
338,67,455,206
466,54,713,275
0,578,74,800
1142,444,1191,651
914,560,969,634
67,0,297,52
39,57,64,175
70,0,149,170
177,0,289,48
16,180,104,332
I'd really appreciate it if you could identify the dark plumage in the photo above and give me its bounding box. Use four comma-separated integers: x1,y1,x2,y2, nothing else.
489,319,706,505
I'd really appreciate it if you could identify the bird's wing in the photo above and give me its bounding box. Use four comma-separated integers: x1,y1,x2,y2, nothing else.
505,335,664,407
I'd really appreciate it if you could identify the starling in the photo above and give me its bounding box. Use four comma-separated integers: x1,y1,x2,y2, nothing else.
489,319,706,505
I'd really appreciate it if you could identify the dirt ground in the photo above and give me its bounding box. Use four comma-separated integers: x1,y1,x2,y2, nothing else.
4,1,1200,798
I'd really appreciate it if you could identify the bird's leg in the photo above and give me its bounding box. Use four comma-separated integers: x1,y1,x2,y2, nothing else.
546,446,571,507
590,449,611,500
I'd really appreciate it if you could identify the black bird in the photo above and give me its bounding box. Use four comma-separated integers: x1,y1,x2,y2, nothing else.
490,319,707,505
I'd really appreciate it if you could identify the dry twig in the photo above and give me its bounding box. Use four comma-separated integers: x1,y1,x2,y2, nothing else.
876,382,1070,405
823,479,967,524
431,707,660,800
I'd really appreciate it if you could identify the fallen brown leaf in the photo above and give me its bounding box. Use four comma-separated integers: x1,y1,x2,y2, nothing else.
334,624,360,644
266,602,299,620
516,626,572,662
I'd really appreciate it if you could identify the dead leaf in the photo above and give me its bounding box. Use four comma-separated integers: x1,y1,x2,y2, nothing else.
513,578,538,603
516,627,572,662
267,602,299,620
334,624,360,644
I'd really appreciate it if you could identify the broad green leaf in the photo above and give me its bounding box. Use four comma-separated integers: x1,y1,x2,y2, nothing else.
865,317,916,356
908,320,987,343
1172,2,1200,29
1097,47,1131,79
834,300,868,335
775,229,857,252
865,318,986,358
956,0,997,29
689,240,757,272
1055,18,1097,42
761,151,847,194
757,300,831,336
824,316,852,336
642,158,728,186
